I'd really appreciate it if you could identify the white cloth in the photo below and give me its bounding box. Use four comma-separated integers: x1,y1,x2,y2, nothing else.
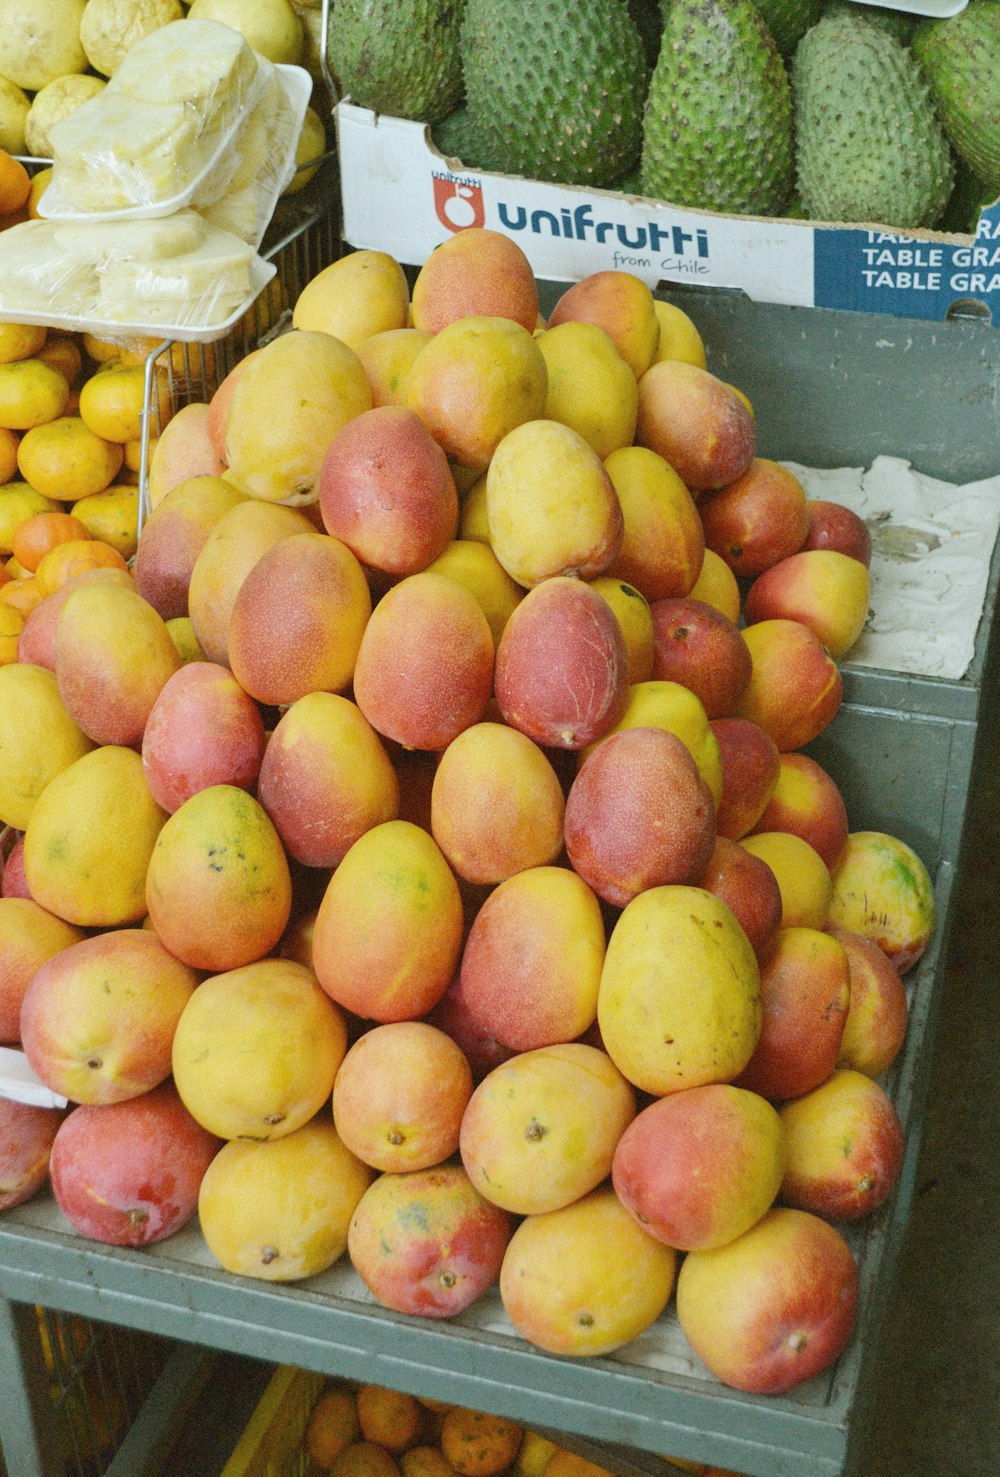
782,456,1000,679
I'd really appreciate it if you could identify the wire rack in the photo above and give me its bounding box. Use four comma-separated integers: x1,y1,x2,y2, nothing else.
0,1308,173,1477
135,157,342,531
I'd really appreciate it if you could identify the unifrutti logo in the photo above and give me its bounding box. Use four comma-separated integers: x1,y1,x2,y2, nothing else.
433,173,486,231
493,198,711,274
429,173,711,272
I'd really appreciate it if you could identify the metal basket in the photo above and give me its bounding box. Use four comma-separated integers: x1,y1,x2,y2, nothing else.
134,157,342,532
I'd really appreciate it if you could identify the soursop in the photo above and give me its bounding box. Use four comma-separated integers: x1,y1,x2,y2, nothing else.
328,0,465,124
821,0,914,43
641,0,794,216
793,11,955,229
938,159,996,235
460,0,647,188
431,104,503,171
912,0,1000,197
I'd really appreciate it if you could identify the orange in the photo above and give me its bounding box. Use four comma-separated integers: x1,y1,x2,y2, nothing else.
16,416,124,501
0,322,47,366
0,425,17,483
0,484,61,553
329,1442,402,1477
305,1386,361,1469
123,436,149,473
27,167,52,220
70,485,139,559
511,1432,558,1477
0,359,69,430
0,575,41,617
11,511,91,572
0,151,30,215
78,363,170,444
0,601,23,662
34,538,128,598
356,1385,424,1453
401,1449,458,1477
438,1409,523,1477
81,333,123,365
36,333,82,388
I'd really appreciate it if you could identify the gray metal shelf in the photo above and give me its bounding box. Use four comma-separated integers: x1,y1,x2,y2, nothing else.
1,292,996,1477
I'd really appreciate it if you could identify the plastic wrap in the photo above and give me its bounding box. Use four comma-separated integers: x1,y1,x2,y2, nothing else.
0,213,275,340
197,62,312,248
40,18,268,218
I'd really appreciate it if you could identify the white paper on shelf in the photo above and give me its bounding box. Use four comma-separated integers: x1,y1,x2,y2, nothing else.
781,455,1000,680
0,1047,68,1110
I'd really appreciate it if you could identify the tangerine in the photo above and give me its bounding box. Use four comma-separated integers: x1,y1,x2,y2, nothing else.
11,511,91,572
0,150,30,215
0,425,17,482
34,538,128,598
0,322,47,366
356,1385,424,1453
17,416,124,501
438,1408,523,1477
0,359,69,430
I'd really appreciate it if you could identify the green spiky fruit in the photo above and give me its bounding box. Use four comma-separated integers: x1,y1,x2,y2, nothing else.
821,0,914,43
614,164,645,195
938,159,995,236
430,104,503,171
641,0,794,215
328,0,464,124
754,0,822,56
461,0,647,188
793,12,955,229
912,0,1000,196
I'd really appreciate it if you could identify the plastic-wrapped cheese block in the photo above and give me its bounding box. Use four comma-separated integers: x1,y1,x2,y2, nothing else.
41,18,266,218
54,212,209,260
0,211,272,336
196,62,312,247
111,17,259,109
44,94,203,212
96,232,258,325
0,220,95,316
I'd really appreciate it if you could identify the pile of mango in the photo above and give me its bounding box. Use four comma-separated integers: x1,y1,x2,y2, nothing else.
0,231,935,1406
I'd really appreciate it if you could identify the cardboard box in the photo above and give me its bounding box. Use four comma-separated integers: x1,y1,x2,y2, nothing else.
337,102,1000,325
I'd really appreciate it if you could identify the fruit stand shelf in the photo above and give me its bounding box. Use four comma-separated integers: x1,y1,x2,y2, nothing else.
1,292,995,1477
0,855,955,1477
